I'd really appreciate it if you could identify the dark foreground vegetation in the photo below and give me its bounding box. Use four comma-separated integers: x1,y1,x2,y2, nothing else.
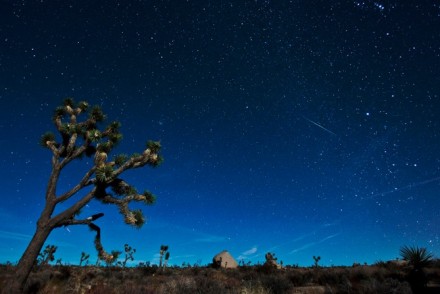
1,261,439,294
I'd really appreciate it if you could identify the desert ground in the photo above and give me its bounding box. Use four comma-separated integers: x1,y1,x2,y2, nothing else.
1,260,439,294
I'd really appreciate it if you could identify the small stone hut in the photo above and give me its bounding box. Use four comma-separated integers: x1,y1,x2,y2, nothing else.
213,250,238,269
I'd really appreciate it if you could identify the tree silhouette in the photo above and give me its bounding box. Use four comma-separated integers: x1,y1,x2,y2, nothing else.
6,99,162,293
79,252,90,266
121,243,136,268
159,245,169,268
313,255,321,268
164,251,171,268
37,244,57,268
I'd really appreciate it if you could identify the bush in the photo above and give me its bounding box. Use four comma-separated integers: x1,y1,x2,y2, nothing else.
288,269,314,286
259,273,292,294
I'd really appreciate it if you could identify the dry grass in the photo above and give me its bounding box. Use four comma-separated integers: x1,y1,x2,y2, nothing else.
1,262,439,294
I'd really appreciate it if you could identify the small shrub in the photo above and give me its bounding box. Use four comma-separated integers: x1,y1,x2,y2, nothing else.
316,268,348,285
259,273,292,294
288,269,314,286
194,274,227,294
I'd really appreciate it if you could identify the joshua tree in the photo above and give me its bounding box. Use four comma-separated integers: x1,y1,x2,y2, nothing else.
159,245,169,267
79,252,90,266
313,255,321,268
264,252,279,269
265,252,277,263
105,250,122,267
164,251,171,268
400,245,434,292
37,244,57,268
5,99,162,293
121,243,136,268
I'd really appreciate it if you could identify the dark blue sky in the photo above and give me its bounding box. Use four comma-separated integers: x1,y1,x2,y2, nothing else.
1,0,439,267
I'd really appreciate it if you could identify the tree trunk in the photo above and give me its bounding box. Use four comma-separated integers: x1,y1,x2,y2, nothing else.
3,225,52,294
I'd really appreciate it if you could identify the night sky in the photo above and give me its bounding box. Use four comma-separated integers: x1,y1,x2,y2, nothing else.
1,1,439,267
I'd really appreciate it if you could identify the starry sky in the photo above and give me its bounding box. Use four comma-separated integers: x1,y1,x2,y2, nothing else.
1,0,439,267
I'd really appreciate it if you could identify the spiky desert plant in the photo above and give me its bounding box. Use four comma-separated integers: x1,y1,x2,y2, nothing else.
37,245,57,268
6,98,163,293
79,252,90,266
105,250,122,267
400,245,433,270
400,245,434,292
265,252,277,264
122,243,136,268
164,251,170,268
159,245,169,268
313,255,321,268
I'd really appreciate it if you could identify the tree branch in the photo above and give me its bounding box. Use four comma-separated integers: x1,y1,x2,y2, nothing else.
55,213,104,227
49,187,97,228
54,116,63,131
113,153,154,178
101,193,149,205
66,113,78,152
45,166,61,201
54,213,116,264
56,167,97,204
59,144,88,169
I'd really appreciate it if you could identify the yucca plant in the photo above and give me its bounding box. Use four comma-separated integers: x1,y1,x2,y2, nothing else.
400,245,433,270
400,245,434,292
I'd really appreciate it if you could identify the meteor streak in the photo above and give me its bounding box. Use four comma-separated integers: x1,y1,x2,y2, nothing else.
303,116,337,136
366,176,440,199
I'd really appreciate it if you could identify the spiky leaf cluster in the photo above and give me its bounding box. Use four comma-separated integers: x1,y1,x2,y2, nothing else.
63,98,75,107
97,142,112,153
87,129,102,142
150,154,164,167
110,179,137,196
90,106,105,122
61,123,76,135
131,152,141,159
132,209,145,228
78,101,89,112
142,191,156,205
105,122,122,146
96,165,114,182
108,132,122,145
40,132,56,147
147,140,161,153
114,154,128,167
400,245,433,269
53,107,67,120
